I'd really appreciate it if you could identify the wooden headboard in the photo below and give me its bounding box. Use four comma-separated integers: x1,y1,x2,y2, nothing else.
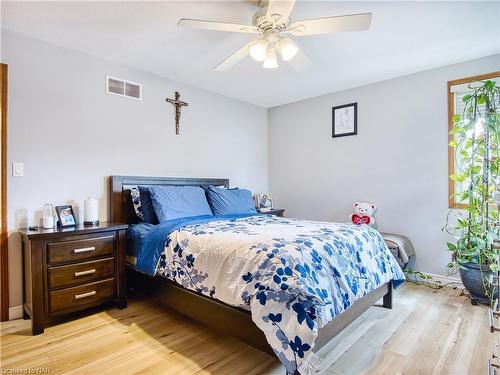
109,175,230,224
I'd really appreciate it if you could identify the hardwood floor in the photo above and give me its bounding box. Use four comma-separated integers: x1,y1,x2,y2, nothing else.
1,284,497,374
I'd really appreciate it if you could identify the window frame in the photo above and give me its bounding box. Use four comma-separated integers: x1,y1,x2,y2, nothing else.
447,71,500,209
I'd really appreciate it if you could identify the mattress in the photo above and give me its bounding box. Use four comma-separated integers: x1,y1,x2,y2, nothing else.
127,214,405,374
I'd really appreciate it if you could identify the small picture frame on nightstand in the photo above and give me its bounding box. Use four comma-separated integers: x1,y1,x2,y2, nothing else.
258,193,273,211
55,205,76,227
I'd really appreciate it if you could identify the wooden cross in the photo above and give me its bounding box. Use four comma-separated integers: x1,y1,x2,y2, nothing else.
166,91,188,135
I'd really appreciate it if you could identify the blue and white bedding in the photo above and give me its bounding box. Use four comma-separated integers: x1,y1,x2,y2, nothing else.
128,214,405,374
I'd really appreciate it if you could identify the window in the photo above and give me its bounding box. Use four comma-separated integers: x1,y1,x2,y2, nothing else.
447,72,500,208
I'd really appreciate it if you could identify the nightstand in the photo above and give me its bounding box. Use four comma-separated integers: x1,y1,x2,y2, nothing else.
19,222,128,335
257,208,285,217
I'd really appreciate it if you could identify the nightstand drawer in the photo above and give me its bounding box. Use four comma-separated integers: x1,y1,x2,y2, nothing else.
49,257,114,289
48,235,114,264
49,278,115,313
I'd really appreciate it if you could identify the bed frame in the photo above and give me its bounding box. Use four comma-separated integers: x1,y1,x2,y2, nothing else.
109,175,393,357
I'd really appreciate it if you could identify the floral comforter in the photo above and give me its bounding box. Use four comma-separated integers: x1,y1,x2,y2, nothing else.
153,215,405,374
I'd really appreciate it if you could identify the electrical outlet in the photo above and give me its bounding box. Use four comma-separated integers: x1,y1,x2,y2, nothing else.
12,162,24,177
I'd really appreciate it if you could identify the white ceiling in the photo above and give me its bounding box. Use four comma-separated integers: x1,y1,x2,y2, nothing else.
2,1,500,108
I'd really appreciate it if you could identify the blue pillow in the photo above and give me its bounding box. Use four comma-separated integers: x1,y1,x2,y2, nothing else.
148,185,213,222
137,186,159,224
205,186,257,216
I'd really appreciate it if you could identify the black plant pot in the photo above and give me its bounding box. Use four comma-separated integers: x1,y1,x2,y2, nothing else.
459,262,498,305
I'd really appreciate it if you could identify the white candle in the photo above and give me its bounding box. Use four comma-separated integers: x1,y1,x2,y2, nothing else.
84,197,99,224
42,203,55,229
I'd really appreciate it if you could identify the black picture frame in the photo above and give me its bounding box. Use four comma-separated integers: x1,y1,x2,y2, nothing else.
332,102,358,138
55,205,77,227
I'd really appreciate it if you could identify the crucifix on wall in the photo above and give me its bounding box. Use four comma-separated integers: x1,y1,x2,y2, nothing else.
166,91,188,135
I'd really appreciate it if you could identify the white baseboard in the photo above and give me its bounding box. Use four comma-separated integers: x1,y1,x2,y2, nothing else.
9,305,23,320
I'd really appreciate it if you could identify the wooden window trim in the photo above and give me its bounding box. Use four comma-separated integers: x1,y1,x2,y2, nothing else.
447,71,500,209
1,64,7,321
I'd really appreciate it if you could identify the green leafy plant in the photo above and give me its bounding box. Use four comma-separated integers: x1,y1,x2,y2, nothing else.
404,268,444,289
444,79,500,305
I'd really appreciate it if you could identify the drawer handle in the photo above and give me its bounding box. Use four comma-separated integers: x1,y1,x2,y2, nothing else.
74,246,95,254
74,290,96,300
74,269,96,277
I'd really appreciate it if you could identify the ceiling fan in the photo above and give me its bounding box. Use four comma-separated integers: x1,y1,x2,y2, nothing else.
178,0,372,71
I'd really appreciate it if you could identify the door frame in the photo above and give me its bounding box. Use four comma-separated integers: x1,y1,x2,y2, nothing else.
1,63,8,321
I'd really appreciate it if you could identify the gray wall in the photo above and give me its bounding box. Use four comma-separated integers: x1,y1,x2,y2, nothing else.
268,54,500,277
3,30,269,308
3,28,499,309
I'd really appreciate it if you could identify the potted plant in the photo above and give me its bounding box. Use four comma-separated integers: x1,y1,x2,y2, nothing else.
445,78,499,306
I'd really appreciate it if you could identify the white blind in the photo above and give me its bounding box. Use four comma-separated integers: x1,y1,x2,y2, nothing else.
454,89,489,119
452,77,498,117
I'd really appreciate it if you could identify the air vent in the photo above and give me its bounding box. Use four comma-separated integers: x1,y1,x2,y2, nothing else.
105,75,142,100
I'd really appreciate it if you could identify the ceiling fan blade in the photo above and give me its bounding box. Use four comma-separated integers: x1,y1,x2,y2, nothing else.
213,42,252,71
266,0,296,21
287,13,372,36
286,47,311,72
178,19,259,33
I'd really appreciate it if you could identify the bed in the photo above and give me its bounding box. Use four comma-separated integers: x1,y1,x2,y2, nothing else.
110,175,405,374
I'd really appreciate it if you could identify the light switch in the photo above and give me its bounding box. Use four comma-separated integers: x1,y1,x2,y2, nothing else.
12,162,24,177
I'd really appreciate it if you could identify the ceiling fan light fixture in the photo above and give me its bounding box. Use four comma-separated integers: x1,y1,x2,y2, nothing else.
263,47,278,69
179,5,373,72
249,39,269,62
277,37,298,61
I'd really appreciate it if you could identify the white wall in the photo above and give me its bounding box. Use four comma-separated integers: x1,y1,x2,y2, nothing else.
2,30,268,308
268,54,500,277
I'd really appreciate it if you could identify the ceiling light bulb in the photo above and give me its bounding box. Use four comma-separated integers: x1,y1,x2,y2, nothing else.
277,38,298,61
249,39,268,62
263,47,278,69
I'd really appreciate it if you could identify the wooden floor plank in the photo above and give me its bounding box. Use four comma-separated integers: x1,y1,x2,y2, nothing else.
0,284,497,375
323,301,412,375
468,308,497,375
431,294,485,375
398,291,464,375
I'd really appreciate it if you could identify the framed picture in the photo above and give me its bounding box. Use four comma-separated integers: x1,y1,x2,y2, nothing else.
252,194,259,209
332,102,357,138
258,193,273,210
55,205,77,227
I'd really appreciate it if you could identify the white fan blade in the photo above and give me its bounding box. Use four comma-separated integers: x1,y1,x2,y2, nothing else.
266,0,296,21
178,19,259,33
213,42,252,71
286,46,311,71
287,13,372,36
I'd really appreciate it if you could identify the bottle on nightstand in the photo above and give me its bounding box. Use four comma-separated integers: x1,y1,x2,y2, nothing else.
42,203,55,229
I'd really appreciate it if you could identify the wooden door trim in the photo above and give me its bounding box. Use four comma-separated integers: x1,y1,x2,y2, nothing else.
1,63,8,321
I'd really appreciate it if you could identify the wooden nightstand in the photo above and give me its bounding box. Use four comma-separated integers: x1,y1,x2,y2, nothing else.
19,222,128,335
257,208,285,217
